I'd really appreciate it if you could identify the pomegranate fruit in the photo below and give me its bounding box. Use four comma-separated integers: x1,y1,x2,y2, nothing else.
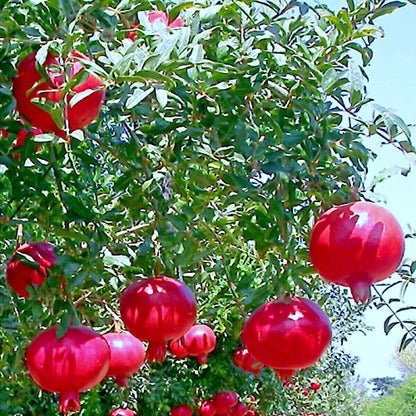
25,325,110,414
169,337,189,359
110,409,135,416
179,324,217,364
103,332,145,387
212,391,239,415
171,404,193,416
309,201,404,303
232,346,263,376
197,399,217,416
242,296,331,381
1,125,43,160
148,11,184,28
230,402,248,416
119,276,197,362
13,50,105,138
6,242,56,298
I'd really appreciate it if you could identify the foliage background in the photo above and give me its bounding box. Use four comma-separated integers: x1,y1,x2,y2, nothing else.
0,0,415,415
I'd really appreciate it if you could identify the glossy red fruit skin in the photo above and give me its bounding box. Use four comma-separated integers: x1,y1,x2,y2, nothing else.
169,337,189,359
13,50,105,138
25,325,110,414
6,242,56,298
212,391,239,415
242,297,331,381
110,409,135,416
232,347,263,376
197,399,217,416
119,276,197,362
171,404,193,416
103,332,145,387
309,201,404,303
181,324,216,364
230,402,248,416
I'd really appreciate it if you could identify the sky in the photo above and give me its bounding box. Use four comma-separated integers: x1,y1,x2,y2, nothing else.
325,1,416,382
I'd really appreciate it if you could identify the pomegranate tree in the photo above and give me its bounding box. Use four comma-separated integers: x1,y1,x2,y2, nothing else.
6,242,56,298
119,276,197,362
309,201,404,303
25,325,110,414
242,296,331,381
103,332,145,387
13,50,105,138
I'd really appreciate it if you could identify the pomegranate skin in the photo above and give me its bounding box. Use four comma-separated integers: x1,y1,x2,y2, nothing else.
242,297,331,381
119,276,197,362
169,337,189,359
6,242,56,298
309,201,404,303
103,332,145,387
171,404,193,416
110,409,135,416
181,324,217,364
25,325,110,414
13,50,105,138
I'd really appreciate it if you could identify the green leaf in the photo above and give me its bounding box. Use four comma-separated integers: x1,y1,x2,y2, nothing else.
373,2,406,19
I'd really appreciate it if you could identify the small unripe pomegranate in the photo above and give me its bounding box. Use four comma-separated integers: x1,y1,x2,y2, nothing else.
13,50,105,138
6,242,56,298
25,325,110,414
103,332,145,387
120,276,197,362
171,404,193,416
242,296,331,381
309,201,404,303
212,391,239,415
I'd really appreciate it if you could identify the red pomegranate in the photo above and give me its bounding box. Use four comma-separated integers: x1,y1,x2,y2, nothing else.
180,324,216,364
25,325,110,414
103,332,145,387
169,337,189,359
309,201,404,303
13,50,105,138
109,409,135,416
6,242,56,298
119,276,197,362
230,402,248,416
196,399,217,416
1,124,43,160
212,391,239,415
232,346,263,376
242,296,331,382
171,404,193,416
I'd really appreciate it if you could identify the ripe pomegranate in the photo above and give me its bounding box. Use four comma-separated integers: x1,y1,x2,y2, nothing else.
13,50,105,138
212,391,239,415
232,346,263,376
25,325,110,414
103,332,145,387
148,11,184,28
196,399,217,416
242,296,331,382
181,324,216,364
169,337,189,359
310,382,321,391
6,242,56,298
171,404,193,416
230,402,248,416
119,276,197,362
1,125,43,160
110,409,135,416
309,201,404,303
